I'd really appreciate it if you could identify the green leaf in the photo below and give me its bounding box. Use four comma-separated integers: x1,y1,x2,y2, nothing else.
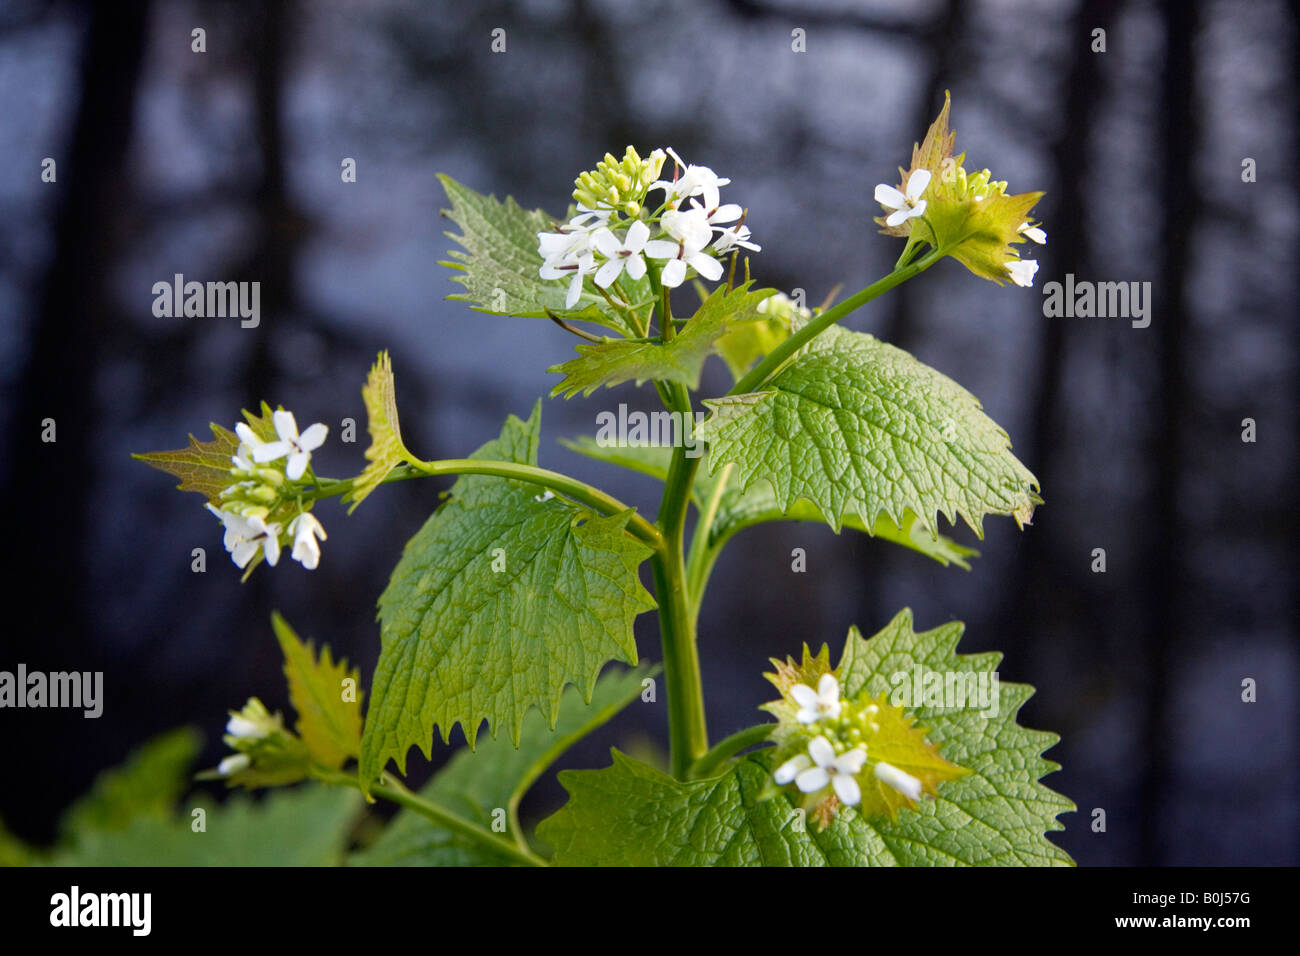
538,610,1073,866
133,425,240,505
710,477,978,569
548,284,776,398
344,351,412,513
58,727,203,839
359,403,656,791
561,435,974,568
271,612,363,771
437,174,647,335
52,785,361,867
352,664,652,866
133,403,280,506
0,817,34,866
696,323,1040,536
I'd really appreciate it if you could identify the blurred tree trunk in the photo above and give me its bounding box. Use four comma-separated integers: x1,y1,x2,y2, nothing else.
0,0,151,838
994,0,1121,685
1138,0,1201,864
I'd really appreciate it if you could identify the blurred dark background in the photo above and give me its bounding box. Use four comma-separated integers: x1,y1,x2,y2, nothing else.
1,0,1296,866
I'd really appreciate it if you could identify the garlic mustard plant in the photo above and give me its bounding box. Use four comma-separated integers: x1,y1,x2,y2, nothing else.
136,94,1073,866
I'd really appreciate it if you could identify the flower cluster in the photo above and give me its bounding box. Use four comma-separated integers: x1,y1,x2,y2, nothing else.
206,697,310,787
538,146,759,308
206,409,329,572
873,92,1046,288
771,673,924,811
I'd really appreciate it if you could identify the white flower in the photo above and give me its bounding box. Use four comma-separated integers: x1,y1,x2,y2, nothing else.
230,442,257,473
287,512,327,570
651,147,731,209
688,192,742,229
207,504,282,568
537,208,607,265
254,410,328,481
644,209,721,287
538,227,592,265
874,168,931,227
874,760,923,801
774,753,812,785
225,714,266,739
1005,258,1039,287
659,208,714,248
218,754,251,776
643,238,723,288
795,735,868,806
790,673,843,724
1018,221,1047,244
540,251,596,308
712,223,761,256
592,220,650,288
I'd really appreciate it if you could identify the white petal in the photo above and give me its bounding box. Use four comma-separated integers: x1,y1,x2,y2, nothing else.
908,199,927,218
1022,225,1046,244
624,253,647,281
218,754,250,776
234,423,261,446
285,452,309,481
874,184,907,209
789,684,818,708
624,220,650,251
874,760,923,800
252,440,290,463
262,531,281,567
660,258,686,288
885,209,909,227
292,534,321,570
565,272,584,308
837,747,868,775
689,253,723,281
272,409,299,442
906,168,932,201
795,767,830,794
710,203,742,225
594,258,624,289
816,673,839,701
807,735,836,767
774,754,812,785
226,715,264,738
591,228,621,258
832,774,861,806
231,540,257,568
643,239,679,260
298,423,328,451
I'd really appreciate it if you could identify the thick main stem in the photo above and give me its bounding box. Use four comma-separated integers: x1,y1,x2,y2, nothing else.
654,382,709,778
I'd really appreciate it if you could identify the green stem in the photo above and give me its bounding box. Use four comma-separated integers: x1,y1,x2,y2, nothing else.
730,246,946,396
317,770,547,866
687,724,774,780
653,379,709,779
315,458,663,553
684,462,733,617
